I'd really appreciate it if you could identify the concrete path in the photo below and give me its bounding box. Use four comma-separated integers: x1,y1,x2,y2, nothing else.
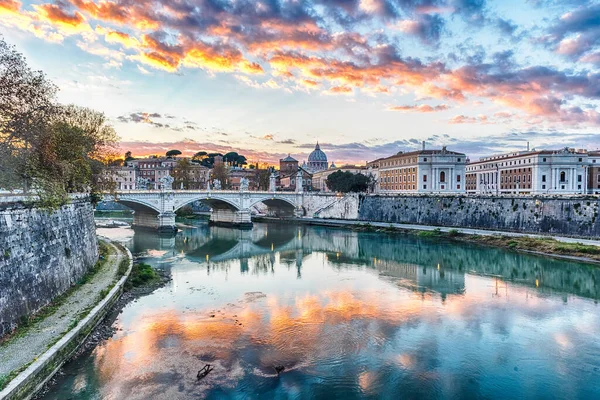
296,218,600,247
0,240,124,380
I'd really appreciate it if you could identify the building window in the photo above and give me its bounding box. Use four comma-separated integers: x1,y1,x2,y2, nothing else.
424,158,427,162
457,184,461,189
542,158,547,162
542,185,546,190
542,175,546,182
578,175,582,182
440,171,446,182
457,158,461,162
578,185,582,190
457,175,461,182
579,158,583,162
423,175,427,182
423,184,427,189
560,171,566,182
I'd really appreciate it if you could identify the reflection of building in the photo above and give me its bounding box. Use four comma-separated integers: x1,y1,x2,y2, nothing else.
311,165,368,192
466,147,589,195
375,145,466,194
377,260,465,297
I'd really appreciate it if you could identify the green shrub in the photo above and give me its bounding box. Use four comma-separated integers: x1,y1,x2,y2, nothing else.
126,263,159,289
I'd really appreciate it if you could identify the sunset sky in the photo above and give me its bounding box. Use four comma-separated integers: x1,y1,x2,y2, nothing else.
1,0,600,165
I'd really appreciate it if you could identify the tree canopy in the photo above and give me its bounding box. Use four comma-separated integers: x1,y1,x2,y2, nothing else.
0,36,118,206
326,171,371,193
166,149,182,157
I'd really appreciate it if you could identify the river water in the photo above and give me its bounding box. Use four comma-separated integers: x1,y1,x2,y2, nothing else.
42,220,600,399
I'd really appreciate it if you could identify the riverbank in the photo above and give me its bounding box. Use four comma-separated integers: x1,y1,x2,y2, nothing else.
0,239,132,399
32,263,171,399
255,217,600,264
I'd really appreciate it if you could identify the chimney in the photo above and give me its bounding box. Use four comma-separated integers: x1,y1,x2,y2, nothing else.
422,141,425,151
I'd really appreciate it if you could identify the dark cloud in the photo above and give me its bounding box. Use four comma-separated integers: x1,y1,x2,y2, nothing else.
278,139,297,144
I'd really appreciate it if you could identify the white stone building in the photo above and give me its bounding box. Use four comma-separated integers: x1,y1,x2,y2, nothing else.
465,147,589,195
376,147,466,194
104,165,137,190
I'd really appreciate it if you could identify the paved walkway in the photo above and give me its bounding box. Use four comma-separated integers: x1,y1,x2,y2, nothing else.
0,240,124,380
296,218,600,247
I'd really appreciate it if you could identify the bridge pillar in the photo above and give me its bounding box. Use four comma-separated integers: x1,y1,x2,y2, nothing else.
158,212,177,234
210,208,253,229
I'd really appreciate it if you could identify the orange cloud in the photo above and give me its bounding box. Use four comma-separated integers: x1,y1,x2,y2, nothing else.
0,0,20,13
104,30,140,48
35,3,87,30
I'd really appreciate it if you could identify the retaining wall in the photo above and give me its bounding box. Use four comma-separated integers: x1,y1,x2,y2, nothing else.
358,195,600,237
0,196,98,337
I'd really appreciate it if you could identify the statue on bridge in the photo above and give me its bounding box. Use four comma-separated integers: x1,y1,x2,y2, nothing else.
239,177,249,191
269,172,276,192
136,177,149,190
213,179,222,190
159,175,174,191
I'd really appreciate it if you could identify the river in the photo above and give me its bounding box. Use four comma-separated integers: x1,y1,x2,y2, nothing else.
42,219,600,399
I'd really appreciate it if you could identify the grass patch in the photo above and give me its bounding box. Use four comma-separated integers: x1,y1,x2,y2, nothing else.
418,228,441,237
125,263,160,290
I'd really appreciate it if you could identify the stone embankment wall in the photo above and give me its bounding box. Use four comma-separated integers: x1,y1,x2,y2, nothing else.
0,196,98,337
358,195,600,237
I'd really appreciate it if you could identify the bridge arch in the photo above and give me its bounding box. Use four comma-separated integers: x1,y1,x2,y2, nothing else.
248,196,299,217
174,196,241,213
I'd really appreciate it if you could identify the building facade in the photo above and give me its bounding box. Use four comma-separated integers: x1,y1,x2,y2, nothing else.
465,148,589,195
103,165,137,190
376,147,466,194
588,151,600,194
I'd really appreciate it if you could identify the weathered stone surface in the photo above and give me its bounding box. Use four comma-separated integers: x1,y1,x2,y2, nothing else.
358,195,600,237
0,198,98,337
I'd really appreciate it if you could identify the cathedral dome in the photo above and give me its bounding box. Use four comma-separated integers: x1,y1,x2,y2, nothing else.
307,143,328,172
308,143,327,162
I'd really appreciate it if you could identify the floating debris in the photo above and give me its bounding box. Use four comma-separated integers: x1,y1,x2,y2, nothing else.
197,364,214,380
273,365,285,375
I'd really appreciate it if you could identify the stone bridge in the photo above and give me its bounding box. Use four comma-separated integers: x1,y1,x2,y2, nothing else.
107,189,307,232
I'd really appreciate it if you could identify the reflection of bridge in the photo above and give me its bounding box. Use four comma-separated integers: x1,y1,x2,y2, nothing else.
135,222,600,300
109,190,304,232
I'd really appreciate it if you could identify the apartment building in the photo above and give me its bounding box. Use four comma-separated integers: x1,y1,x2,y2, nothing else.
377,147,466,194
465,147,589,195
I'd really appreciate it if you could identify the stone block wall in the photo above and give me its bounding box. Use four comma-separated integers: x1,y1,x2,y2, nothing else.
358,195,600,237
0,197,98,337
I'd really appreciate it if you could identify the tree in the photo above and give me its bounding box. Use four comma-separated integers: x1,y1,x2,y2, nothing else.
211,162,230,189
124,151,135,162
192,151,207,162
0,36,118,206
173,158,192,189
256,168,272,190
326,171,370,193
0,35,58,191
166,149,182,158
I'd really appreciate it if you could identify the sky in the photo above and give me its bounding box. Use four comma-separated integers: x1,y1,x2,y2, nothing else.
1,0,600,165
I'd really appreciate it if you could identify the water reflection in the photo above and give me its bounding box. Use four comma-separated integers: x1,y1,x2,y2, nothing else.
43,221,600,399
